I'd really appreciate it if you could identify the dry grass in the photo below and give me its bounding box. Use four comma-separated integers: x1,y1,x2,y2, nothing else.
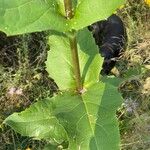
117,1,150,149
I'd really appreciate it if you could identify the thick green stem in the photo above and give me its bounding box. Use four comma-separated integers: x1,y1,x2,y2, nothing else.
69,35,83,92
64,0,83,92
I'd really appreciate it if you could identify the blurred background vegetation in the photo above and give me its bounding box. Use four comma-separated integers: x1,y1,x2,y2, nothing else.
0,0,150,149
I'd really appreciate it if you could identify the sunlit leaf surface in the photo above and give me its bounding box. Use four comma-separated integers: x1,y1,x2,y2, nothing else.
0,0,125,35
46,28,102,90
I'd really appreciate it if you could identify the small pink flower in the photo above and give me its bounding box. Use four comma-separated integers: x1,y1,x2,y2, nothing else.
7,87,23,95
8,87,16,95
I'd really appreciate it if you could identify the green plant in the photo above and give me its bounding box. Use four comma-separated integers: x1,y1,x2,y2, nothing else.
0,0,125,149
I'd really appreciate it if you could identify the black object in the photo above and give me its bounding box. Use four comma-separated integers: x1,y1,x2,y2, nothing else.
88,14,127,75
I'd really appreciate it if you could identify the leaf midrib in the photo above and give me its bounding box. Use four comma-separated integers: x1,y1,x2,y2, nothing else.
81,95,100,149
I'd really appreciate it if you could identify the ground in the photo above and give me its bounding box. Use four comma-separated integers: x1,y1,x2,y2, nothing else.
0,1,150,150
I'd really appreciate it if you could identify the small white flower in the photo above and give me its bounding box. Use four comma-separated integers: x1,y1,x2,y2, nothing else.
15,88,23,95
123,98,139,114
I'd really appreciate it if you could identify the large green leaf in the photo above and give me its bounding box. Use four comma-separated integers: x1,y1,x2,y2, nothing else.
0,0,68,35
0,0,125,35
46,28,103,90
4,78,122,150
70,0,125,30
4,99,68,145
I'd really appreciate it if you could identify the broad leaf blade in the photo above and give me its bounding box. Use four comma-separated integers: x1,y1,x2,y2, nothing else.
0,0,68,35
77,29,103,88
46,28,103,90
70,0,125,30
83,82,121,150
4,78,122,149
46,33,76,90
0,0,125,35
4,99,68,145
53,82,122,149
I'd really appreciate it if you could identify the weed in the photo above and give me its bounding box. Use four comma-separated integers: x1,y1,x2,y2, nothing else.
0,0,150,149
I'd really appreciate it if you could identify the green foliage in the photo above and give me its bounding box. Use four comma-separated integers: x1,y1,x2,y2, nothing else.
4,99,68,144
1,0,126,149
0,0,125,35
46,28,102,90
5,80,122,149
